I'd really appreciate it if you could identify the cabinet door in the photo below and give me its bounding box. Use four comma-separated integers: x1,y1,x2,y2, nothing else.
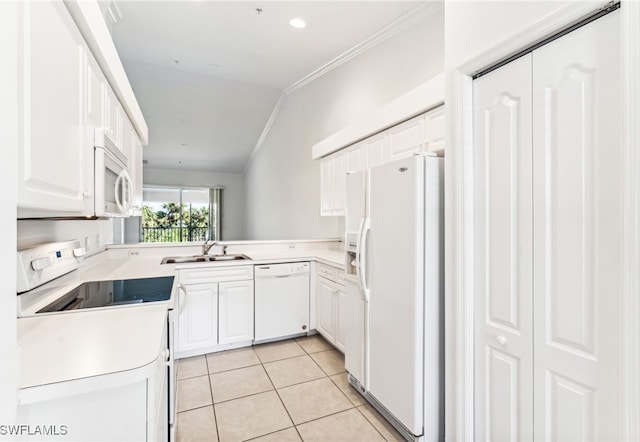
17,1,88,213
177,284,218,353
320,157,333,216
218,280,254,345
121,118,133,169
332,153,346,216
386,114,425,162
532,11,621,441
85,51,104,129
105,85,122,150
364,134,387,169
316,276,336,343
424,105,445,153
334,284,346,353
129,133,143,216
473,54,533,441
345,144,364,173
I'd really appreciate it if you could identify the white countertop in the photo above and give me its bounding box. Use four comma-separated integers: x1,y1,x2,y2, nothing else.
16,240,346,400
18,304,167,400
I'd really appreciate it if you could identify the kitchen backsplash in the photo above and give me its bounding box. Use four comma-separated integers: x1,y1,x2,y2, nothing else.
17,219,114,256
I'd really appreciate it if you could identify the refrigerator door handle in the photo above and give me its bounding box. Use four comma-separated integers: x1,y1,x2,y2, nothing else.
355,217,365,299
359,217,371,302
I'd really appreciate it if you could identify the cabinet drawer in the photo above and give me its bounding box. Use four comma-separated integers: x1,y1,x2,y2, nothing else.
178,265,253,285
316,263,337,281
335,270,346,286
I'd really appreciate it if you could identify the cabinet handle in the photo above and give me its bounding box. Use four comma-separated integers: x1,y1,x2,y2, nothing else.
178,283,188,315
496,336,507,346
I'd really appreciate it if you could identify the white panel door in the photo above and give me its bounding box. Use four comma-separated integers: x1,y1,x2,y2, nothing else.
18,1,88,213
473,54,534,442
178,284,218,353
368,155,424,435
532,11,621,441
218,280,254,344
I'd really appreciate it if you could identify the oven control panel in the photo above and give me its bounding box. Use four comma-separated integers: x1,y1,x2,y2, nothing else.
17,240,86,293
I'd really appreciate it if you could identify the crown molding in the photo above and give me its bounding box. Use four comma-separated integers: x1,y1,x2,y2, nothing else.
244,1,443,174
285,2,442,95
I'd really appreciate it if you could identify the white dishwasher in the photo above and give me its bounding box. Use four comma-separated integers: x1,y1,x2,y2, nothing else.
254,262,310,342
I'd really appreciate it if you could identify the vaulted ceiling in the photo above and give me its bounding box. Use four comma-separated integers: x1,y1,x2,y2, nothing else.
109,1,427,173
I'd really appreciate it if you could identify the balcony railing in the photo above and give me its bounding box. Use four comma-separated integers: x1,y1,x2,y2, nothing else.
142,226,209,243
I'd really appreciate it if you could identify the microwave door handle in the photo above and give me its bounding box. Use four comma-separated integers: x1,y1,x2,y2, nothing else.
114,171,124,213
121,170,133,214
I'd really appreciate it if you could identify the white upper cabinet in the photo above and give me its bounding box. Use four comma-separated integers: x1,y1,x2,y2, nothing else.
319,105,444,217
85,50,105,129
364,134,387,169
17,1,89,213
386,114,425,162
129,132,144,217
424,105,445,153
105,85,123,152
16,1,144,218
320,152,346,216
345,143,365,174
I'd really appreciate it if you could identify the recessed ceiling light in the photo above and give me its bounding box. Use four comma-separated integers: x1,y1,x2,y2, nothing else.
289,18,306,29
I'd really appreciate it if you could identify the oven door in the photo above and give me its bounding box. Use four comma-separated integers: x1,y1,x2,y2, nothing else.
94,146,132,217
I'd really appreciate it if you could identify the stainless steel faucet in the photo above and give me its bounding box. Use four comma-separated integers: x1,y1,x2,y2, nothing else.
202,239,217,255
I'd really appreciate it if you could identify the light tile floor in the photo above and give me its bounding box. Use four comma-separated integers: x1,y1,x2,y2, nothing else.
175,335,404,442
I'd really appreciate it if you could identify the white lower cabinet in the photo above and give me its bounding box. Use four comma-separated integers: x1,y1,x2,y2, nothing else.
176,266,254,358
218,281,254,345
315,263,346,352
177,284,218,354
17,320,169,442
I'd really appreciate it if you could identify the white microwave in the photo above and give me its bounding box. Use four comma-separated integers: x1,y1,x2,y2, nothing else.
94,129,132,218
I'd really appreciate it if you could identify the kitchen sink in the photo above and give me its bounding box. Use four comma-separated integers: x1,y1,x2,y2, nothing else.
160,254,251,264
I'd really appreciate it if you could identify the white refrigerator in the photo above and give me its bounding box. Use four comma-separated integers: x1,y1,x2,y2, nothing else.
344,154,443,442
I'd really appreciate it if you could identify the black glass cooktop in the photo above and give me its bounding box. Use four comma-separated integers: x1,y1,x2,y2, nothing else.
37,276,175,313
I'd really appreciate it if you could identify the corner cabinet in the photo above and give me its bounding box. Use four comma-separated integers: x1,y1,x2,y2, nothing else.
17,1,89,213
175,265,254,359
315,262,346,353
319,105,444,216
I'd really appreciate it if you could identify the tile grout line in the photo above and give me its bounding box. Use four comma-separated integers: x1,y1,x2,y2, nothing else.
205,353,222,442
354,404,398,442
261,358,300,436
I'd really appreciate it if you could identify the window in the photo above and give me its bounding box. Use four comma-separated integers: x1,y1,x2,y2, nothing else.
142,186,223,243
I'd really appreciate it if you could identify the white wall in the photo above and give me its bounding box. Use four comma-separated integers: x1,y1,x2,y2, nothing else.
143,167,245,240
1,1,18,424
244,8,444,240
17,220,114,256
444,1,571,69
